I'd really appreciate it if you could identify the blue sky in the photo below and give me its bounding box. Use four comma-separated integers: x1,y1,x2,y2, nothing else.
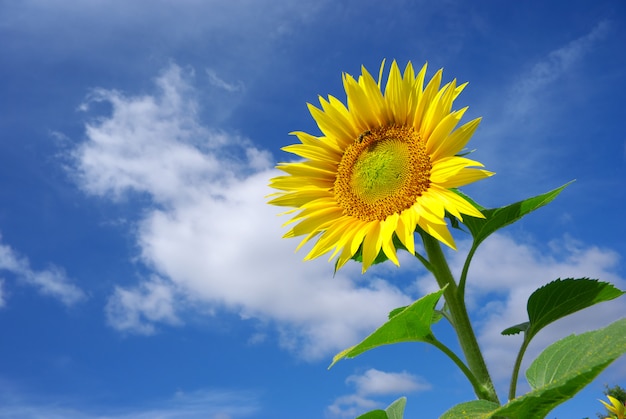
1,1,625,418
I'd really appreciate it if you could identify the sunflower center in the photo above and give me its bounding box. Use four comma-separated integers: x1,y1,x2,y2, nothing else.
334,125,431,221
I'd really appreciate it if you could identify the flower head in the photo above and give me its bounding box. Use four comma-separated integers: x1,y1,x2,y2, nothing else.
600,395,626,419
269,60,493,272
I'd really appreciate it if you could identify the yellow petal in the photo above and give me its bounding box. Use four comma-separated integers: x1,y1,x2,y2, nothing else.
395,211,416,256
418,216,456,250
434,117,481,158
380,213,400,265
281,143,340,162
428,185,484,220
290,130,344,155
427,107,467,160
422,80,457,140
430,156,485,184
308,102,353,145
305,217,353,260
437,168,495,189
361,222,382,272
267,190,330,207
413,68,442,131
384,60,409,124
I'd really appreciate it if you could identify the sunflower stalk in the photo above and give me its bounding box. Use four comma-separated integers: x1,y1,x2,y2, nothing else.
420,231,499,404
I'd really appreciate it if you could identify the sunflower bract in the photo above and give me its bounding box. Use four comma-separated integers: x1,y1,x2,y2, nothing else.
269,60,493,273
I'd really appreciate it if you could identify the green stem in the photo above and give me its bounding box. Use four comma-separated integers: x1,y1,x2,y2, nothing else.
420,231,499,404
508,334,530,401
413,251,433,273
458,243,478,300
430,337,480,392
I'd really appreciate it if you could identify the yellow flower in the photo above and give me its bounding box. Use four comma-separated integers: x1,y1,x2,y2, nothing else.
600,395,626,419
269,60,493,272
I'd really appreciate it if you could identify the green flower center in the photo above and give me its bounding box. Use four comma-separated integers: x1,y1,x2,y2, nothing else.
334,125,431,221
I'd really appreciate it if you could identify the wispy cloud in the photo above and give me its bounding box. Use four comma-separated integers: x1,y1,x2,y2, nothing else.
506,20,610,120
1,0,328,55
206,68,244,93
0,233,86,306
0,278,5,308
327,369,430,418
473,20,613,201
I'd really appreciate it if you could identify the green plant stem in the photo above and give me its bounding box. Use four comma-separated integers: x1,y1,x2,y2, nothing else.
430,337,480,392
458,243,478,300
420,232,499,404
508,334,530,401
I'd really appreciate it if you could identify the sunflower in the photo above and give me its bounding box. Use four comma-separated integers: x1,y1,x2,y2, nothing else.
600,395,626,419
269,60,493,272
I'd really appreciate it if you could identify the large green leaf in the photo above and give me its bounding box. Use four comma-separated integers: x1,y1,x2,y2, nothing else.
329,289,445,368
439,400,501,418
448,318,626,418
497,318,626,417
522,278,624,340
525,318,626,391
461,182,571,247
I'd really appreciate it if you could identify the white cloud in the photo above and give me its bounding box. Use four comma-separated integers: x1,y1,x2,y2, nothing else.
136,168,411,358
0,234,85,306
346,368,430,395
327,369,430,418
105,276,181,335
75,65,224,203
73,63,412,359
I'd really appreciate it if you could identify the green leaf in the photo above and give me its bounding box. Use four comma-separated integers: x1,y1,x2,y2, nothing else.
329,289,445,368
388,306,408,319
461,182,572,247
500,278,624,340
385,397,407,419
494,318,626,418
442,319,626,418
388,306,445,326
526,318,626,390
439,400,500,419
502,279,624,400
523,278,624,341
356,410,387,419
355,398,407,419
